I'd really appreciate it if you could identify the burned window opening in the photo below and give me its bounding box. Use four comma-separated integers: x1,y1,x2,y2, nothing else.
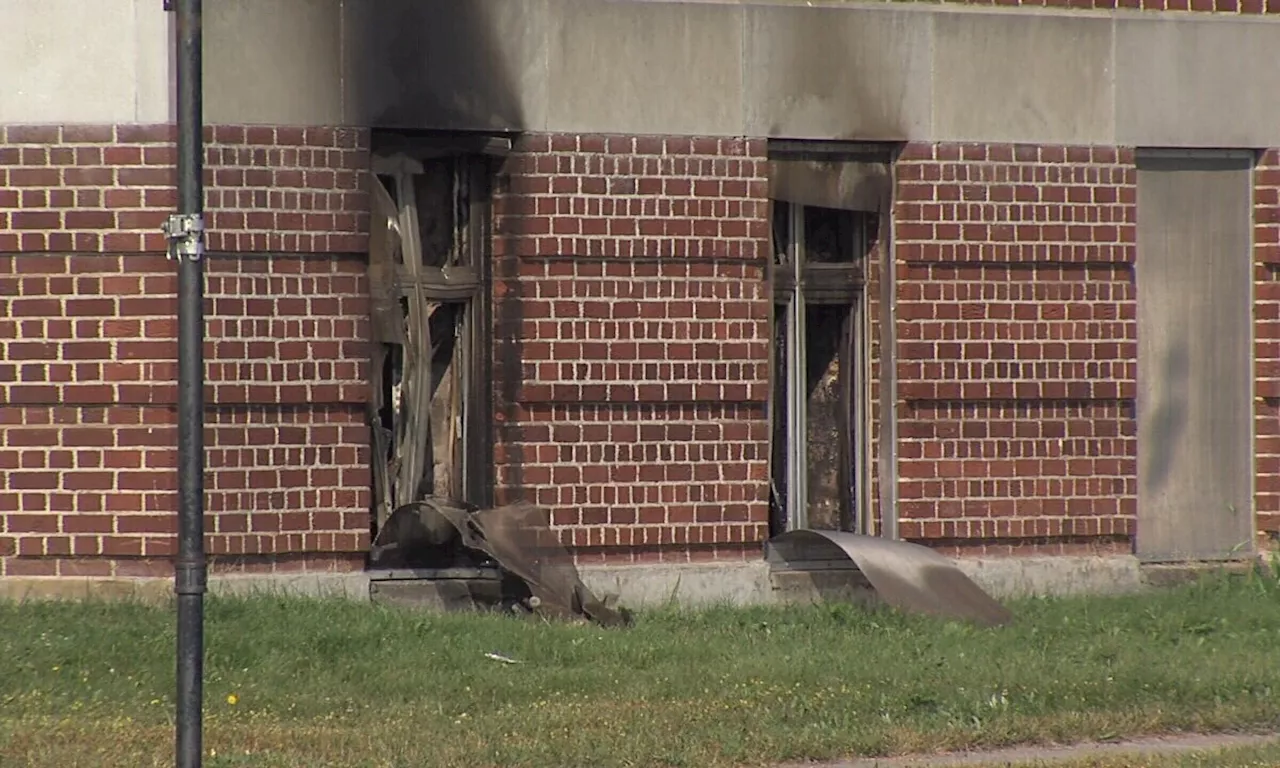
366,148,494,568
362,136,627,627
769,198,876,538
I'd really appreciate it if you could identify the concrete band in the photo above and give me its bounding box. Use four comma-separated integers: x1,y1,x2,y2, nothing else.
4,0,1279,147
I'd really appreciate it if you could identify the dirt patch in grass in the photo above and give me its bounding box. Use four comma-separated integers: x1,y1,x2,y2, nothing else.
792,733,1280,767
2,570,1279,767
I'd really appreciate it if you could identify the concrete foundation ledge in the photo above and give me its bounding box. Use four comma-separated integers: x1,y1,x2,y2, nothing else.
953,555,1145,599
0,554,1147,608
577,561,775,609
580,555,1147,610
0,573,374,604
0,577,173,603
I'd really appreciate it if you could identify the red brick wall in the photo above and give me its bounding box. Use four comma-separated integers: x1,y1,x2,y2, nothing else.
1256,149,1280,549
0,124,372,578
4,122,1275,576
491,134,772,563
892,143,1138,555
0,125,365,254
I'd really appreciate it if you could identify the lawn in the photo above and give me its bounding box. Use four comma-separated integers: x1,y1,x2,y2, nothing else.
1,567,1278,768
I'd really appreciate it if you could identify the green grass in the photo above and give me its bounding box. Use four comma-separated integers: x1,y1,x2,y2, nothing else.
1,567,1279,768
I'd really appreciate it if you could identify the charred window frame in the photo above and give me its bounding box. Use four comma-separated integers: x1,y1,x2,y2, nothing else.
367,135,507,540
767,141,893,538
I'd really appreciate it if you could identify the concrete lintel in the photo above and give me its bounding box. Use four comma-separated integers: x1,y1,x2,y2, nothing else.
546,0,746,137
343,0,552,132
8,0,1278,148
203,0,345,126
743,3,932,141
930,11,1115,145
341,0,1280,147
1116,15,1280,148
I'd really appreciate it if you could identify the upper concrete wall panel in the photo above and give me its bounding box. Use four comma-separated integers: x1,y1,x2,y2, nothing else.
133,0,173,124
546,0,744,136
0,0,170,124
343,0,551,132
334,0,1280,146
203,0,344,126
930,12,1114,145
742,4,932,141
1116,16,1280,148
13,0,1276,147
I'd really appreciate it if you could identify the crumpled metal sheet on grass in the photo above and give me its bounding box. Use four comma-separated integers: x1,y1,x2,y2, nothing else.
378,497,632,628
767,529,1014,627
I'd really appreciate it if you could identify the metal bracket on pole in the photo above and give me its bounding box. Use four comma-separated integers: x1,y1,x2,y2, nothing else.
174,559,207,596
163,214,205,262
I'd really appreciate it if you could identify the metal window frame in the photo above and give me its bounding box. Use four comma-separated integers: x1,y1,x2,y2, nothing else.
769,201,873,535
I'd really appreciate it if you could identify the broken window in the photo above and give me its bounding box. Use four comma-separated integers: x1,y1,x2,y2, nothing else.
367,137,502,563
768,141,891,537
361,137,632,625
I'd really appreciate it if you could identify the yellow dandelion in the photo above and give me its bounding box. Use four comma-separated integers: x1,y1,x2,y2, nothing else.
226,693,239,706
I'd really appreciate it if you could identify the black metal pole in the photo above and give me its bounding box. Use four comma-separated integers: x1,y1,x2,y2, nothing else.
168,1,206,767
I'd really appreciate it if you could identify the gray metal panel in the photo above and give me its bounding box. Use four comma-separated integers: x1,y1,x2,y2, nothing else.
1136,156,1254,562
1117,17,1280,148
742,3,932,141
546,0,745,136
931,12,1115,145
766,529,1013,626
768,159,891,213
203,0,344,125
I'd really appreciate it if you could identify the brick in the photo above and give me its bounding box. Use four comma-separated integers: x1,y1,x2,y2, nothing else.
4,126,61,144
61,125,115,143
9,168,60,187
64,211,116,230
114,124,176,143
63,167,116,186
11,212,61,230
